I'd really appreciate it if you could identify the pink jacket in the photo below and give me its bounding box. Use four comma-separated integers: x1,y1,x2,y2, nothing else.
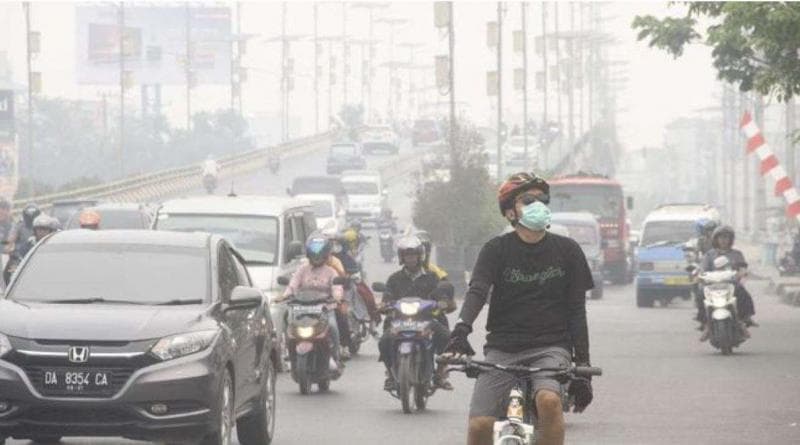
283,263,343,301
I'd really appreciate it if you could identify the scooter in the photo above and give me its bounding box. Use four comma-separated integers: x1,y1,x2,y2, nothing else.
202,173,217,194
379,228,395,263
344,273,374,355
699,264,747,355
279,281,344,394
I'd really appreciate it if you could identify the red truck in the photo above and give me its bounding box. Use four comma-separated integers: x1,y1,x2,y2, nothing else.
548,173,634,284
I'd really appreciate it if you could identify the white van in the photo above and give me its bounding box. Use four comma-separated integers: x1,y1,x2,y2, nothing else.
293,193,347,233
341,170,386,223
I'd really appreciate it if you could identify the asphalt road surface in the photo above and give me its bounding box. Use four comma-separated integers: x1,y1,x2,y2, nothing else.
9,142,800,444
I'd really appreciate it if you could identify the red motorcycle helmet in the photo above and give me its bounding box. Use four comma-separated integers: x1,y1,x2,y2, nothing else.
497,172,550,216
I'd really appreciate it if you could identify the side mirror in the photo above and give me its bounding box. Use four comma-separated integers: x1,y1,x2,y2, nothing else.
277,275,290,286
372,282,387,293
227,286,263,311
626,196,634,210
286,241,303,262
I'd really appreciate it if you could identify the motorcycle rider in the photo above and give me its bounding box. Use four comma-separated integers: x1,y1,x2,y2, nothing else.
4,212,57,284
444,172,595,445
330,230,381,325
274,234,344,366
0,198,13,274
78,209,101,230
692,218,719,325
6,204,40,257
202,155,219,177
699,225,758,340
415,230,449,281
378,235,453,391
31,214,60,242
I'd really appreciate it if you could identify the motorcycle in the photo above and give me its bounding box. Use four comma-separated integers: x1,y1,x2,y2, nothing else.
202,173,217,194
778,252,800,276
344,273,374,355
379,227,395,263
278,277,345,394
268,153,281,174
699,267,746,355
372,281,454,414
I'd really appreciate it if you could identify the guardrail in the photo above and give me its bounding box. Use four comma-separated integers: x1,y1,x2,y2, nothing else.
14,132,334,212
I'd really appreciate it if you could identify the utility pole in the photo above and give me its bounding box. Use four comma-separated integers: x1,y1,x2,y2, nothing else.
448,1,456,169
119,2,126,177
554,2,562,135
314,3,320,133
24,2,33,182
754,95,765,233
541,2,548,127
567,2,575,150
496,2,503,181
342,3,349,107
237,3,243,116
185,3,192,131
787,98,796,191
281,2,288,142
521,2,529,165
230,2,243,115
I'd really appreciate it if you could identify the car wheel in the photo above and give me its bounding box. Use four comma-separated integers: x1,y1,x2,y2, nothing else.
201,369,234,445
636,288,654,308
237,355,277,445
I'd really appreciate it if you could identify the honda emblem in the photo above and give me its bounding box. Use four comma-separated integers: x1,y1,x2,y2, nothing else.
68,346,90,363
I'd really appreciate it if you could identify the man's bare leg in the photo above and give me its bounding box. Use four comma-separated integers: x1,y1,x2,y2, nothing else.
534,390,565,445
467,416,495,445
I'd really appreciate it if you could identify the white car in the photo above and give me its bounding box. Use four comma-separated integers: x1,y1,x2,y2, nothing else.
341,170,386,223
360,125,400,154
294,193,346,233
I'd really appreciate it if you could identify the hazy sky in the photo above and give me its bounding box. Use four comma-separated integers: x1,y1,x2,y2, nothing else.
0,1,720,150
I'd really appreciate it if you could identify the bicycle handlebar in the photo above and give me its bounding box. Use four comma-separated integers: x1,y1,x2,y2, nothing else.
436,356,602,378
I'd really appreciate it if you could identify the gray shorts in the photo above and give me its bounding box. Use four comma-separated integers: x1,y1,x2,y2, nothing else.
468,346,571,418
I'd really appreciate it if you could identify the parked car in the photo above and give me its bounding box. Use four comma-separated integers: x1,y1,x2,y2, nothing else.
326,142,367,175
412,119,440,146
50,199,99,227
551,212,606,299
341,170,386,224
359,125,400,154
153,195,318,372
0,230,278,445
65,203,152,230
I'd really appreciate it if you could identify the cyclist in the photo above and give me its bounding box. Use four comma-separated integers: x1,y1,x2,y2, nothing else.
445,172,595,445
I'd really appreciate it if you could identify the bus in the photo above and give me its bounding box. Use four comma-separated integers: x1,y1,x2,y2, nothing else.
548,173,633,284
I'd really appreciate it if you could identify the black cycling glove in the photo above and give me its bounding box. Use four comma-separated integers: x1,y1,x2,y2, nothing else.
569,375,593,413
445,323,475,356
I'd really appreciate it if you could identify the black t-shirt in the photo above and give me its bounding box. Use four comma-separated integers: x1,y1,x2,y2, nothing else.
384,269,440,304
459,231,594,361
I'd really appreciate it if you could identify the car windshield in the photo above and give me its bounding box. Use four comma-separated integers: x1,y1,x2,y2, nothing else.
561,223,598,246
292,177,345,195
343,181,379,195
7,243,209,304
67,209,147,230
156,214,278,264
641,220,697,247
549,185,623,219
311,200,333,217
330,144,357,156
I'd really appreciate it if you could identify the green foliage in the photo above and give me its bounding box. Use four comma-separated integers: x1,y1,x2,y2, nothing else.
412,123,506,247
633,2,800,100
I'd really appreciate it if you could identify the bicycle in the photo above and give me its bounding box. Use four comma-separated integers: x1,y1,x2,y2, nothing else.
439,356,602,445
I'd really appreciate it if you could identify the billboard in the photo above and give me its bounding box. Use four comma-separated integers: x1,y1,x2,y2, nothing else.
76,5,231,85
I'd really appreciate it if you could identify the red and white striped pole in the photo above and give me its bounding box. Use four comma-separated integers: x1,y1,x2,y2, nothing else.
740,111,800,223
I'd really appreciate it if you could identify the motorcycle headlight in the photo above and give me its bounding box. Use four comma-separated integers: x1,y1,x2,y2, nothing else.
399,301,421,316
0,333,12,358
150,330,218,361
296,326,315,339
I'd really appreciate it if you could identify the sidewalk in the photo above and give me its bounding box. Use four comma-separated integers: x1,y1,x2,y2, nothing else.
738,237,800,306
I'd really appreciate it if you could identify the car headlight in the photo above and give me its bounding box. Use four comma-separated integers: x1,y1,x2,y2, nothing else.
150,330,218,361
296,326,315,339
399,301,420,316
0,333,12,358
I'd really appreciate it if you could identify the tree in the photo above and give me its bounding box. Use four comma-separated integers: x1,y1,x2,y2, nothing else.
632,2,800,101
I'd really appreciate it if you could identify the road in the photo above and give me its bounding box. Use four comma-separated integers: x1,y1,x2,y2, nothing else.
9,141,800,444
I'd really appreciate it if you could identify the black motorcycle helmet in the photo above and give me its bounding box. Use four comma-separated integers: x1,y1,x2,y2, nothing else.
711,225,735,249
22,204,41,229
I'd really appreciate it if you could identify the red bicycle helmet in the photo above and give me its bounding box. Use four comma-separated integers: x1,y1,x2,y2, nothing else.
497,172,550,215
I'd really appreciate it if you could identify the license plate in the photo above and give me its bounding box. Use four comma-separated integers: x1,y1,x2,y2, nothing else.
42,369,112,393
664,276,690,286
293,305,324,315
296,342,314,355
393,320,424,331
398,342,414,354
